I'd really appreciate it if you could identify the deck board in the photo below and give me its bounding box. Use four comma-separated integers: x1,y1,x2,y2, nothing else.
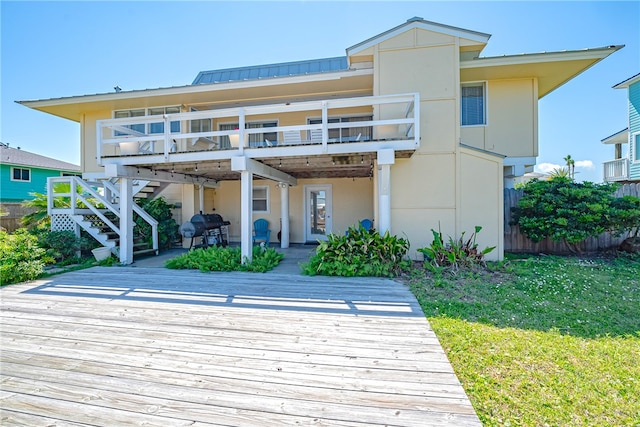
1,267,481,426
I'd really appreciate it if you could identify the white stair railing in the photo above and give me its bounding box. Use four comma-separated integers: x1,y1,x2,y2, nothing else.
48,176,159,255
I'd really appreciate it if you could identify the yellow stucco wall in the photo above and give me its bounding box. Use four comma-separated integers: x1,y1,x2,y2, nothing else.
460,78,537,158
459,147,504,261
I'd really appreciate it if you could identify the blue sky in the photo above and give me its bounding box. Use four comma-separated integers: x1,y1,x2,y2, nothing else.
2,1,638,182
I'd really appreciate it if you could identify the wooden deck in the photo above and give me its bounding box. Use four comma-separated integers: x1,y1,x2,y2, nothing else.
1,267,481,426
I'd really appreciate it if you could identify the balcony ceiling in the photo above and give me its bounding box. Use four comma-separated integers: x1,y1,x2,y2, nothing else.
131,151,414,182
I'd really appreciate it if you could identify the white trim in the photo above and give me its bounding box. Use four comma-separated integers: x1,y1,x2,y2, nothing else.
632,132,640,164
10,166,31,182
460,81,487,127
304,184,332,242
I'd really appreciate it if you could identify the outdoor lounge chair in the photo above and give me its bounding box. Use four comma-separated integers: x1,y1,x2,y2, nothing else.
282,130,302,145
252,219,271,246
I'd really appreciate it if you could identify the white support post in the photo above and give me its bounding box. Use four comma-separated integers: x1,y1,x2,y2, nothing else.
238,108,246,154
198,184,204,214
321,101,328,153
240,170,253,264
279,183,290,248
377,149,395,234
163,114,171,161
119,178,134,265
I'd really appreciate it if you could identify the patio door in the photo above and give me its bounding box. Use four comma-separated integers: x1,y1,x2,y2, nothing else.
304,184,332,242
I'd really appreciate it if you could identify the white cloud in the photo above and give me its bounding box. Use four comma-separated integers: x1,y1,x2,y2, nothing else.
575,160,594,169
535,163,562,174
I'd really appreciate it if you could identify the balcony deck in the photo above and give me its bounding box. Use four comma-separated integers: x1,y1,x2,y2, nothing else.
97,94,419,180
603,158,628,182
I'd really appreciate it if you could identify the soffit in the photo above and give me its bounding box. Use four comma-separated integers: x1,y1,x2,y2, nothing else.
18,72,373,122
460,46,623,98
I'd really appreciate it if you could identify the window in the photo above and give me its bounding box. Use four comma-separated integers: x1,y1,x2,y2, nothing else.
190,108,212,135
11,167,30,182
219,121,277,148
634,133,640,162
252,186,269,213
148,106,180,134
114,106,180,135
308,115,372,142
461,83,486,126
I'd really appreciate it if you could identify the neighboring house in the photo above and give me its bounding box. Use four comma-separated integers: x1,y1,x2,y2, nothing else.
603,72,640,183
0,142,80,231
17,17,621,264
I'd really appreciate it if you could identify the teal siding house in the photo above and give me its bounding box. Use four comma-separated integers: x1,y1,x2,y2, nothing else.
0,143,80,203
603,73,640,183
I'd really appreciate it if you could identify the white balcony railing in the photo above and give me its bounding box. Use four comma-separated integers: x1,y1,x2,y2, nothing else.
96,93,420,166
603,158,628,182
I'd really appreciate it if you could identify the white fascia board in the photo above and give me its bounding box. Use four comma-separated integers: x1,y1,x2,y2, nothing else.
461,45,624,69
503,156,537,167
17,69,373,108
347,20,490,56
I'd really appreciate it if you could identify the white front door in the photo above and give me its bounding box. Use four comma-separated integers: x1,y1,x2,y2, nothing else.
304,184,332,242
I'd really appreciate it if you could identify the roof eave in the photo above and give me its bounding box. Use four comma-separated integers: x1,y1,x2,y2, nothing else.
613,72,640,89
347,18,491,57
17,68,372,111
461,45,624,69
601,128,629,144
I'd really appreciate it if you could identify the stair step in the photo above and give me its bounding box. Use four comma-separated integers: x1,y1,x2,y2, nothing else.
133,248,157,257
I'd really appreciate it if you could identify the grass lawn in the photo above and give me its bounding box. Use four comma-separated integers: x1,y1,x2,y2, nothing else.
407,253,640,426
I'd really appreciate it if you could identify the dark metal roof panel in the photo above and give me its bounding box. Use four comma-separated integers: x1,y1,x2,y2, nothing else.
192,57,349,85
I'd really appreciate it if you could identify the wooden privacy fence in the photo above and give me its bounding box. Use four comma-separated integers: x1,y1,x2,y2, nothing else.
504,183,640,254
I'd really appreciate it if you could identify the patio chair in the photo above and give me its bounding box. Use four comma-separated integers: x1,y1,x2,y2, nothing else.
253,219,271,246
282,130,302,145
345,218,373,235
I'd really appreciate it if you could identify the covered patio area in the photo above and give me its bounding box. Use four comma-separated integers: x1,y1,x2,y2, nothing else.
1,268,480,426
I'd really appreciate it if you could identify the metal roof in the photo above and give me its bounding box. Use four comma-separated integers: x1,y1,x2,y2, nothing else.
0,144,80,171
192,57,349,85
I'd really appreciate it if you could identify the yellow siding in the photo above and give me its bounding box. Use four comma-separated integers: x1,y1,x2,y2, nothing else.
459,147,504,261
460,78,537,158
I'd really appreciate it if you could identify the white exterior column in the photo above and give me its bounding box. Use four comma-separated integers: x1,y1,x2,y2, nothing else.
279,183,290,248
240,170,253,263
198,184,204,213
377,149,395,234
119,177,134,264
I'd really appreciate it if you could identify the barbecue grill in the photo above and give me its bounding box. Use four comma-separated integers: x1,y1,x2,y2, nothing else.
179,213,230,249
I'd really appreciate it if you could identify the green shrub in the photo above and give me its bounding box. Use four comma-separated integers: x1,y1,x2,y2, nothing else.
0,228,47,285
166,245,283,273
417,225,495,275
511,178,621,253
302,225,410,277
610,195,640,237
135,197,179,250
39,230,92,263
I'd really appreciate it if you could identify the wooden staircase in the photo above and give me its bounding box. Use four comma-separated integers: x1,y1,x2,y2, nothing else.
47,176,159,261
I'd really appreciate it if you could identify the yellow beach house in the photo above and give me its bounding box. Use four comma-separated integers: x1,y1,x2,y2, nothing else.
18,17,621,264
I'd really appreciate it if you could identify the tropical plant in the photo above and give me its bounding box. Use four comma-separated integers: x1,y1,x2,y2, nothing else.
547,167,571,180
417,225,495,274
166,245,283,273
563,154,576,180
302,224,410,277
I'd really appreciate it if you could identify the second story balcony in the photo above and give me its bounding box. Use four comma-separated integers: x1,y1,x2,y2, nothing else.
603,158,629,182
97,93,419,180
